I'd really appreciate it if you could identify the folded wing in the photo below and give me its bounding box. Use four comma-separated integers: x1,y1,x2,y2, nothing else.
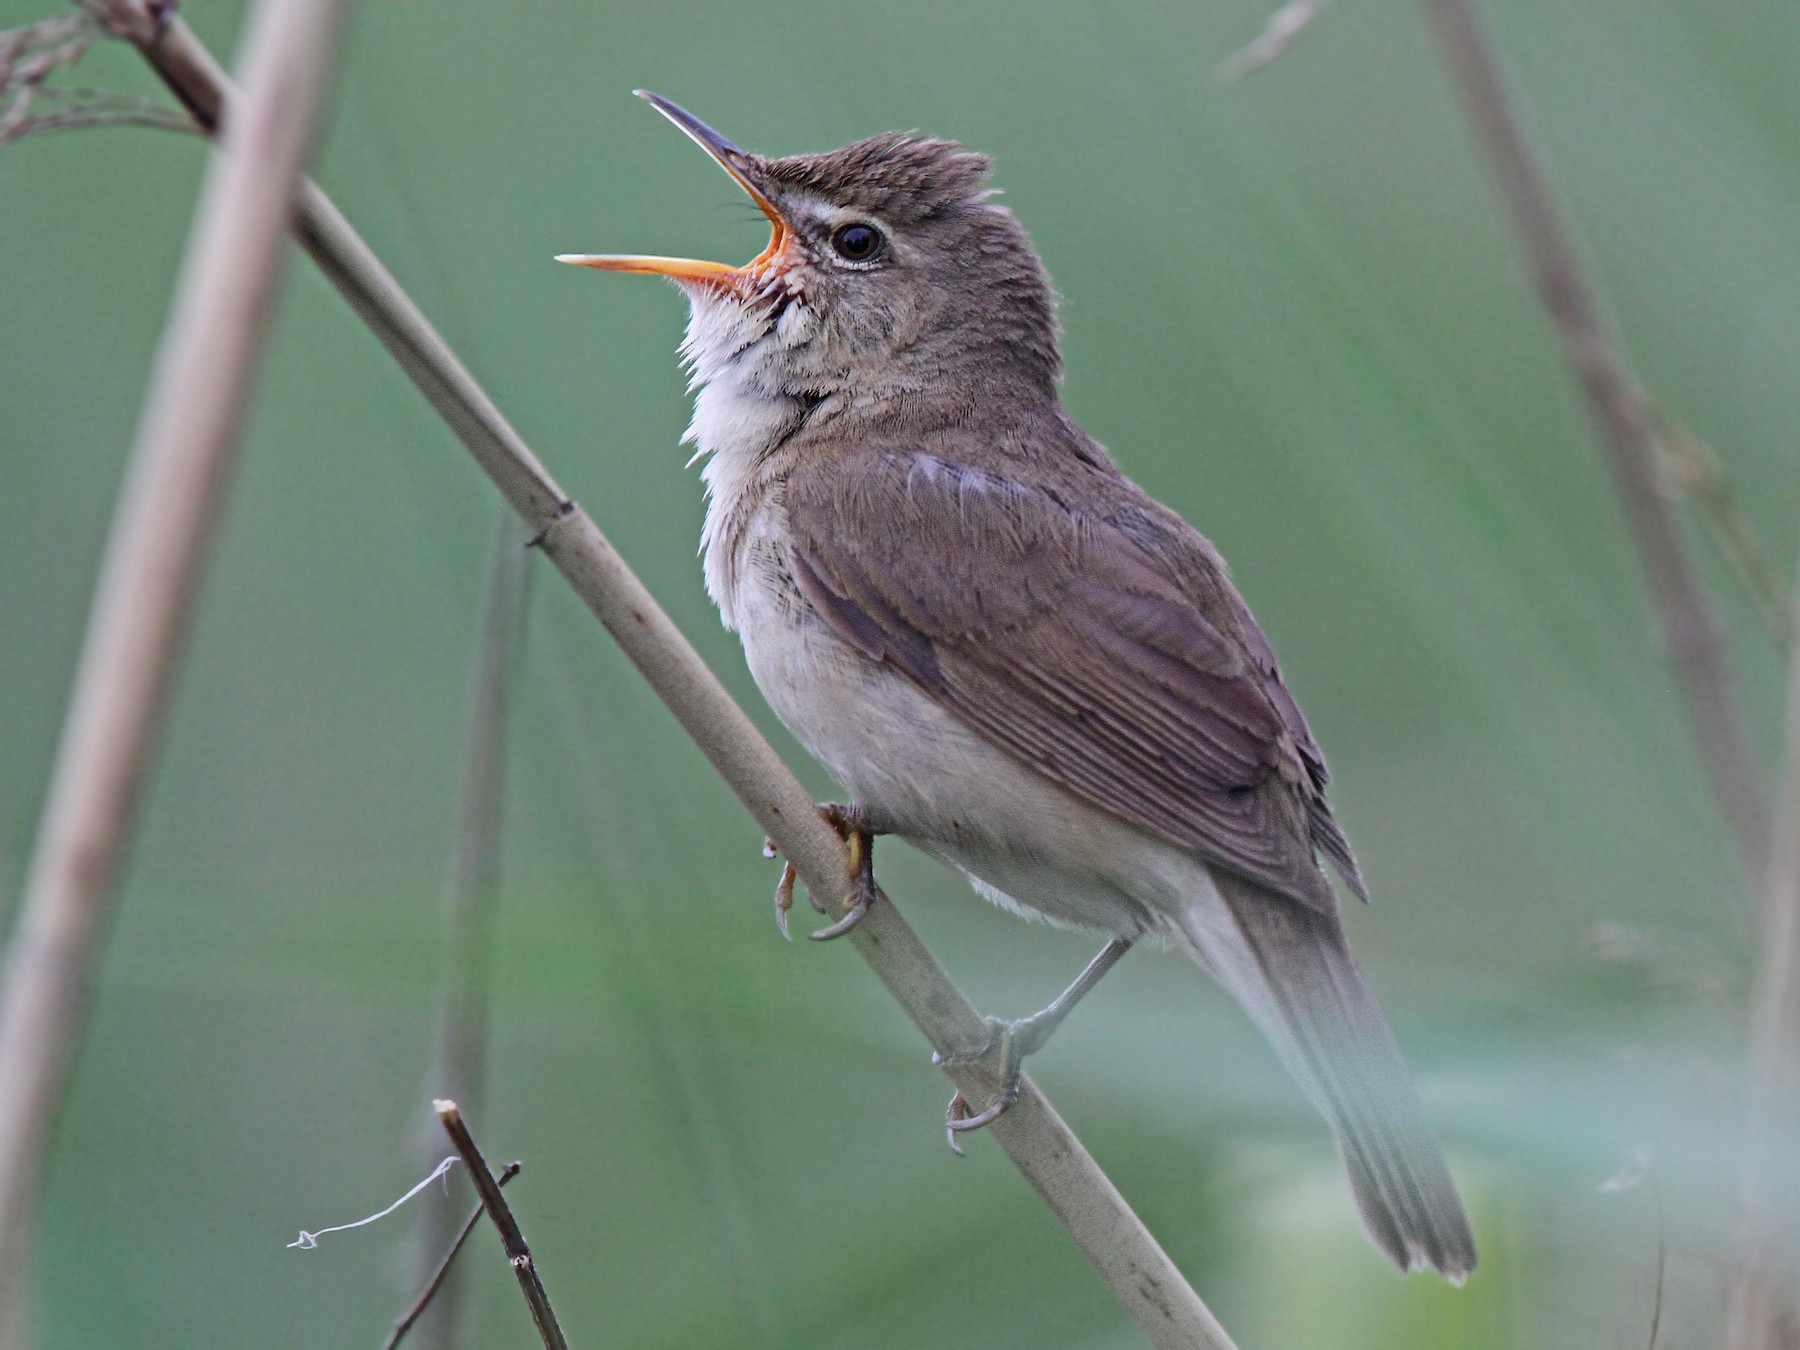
785,448,1364,911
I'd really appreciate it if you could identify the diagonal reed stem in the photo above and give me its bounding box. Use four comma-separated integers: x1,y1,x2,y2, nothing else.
1418,0,1765,886
97,5,1235,1345
0,1,355,1342
1415,2,1788,1343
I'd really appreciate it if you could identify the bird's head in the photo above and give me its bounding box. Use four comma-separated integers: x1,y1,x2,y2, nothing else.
561,93,1060,419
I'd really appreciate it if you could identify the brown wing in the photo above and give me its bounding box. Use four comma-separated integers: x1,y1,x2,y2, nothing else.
784,448,1365,912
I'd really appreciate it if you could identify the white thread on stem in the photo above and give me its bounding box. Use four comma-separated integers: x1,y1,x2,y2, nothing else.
289,1158,459,1250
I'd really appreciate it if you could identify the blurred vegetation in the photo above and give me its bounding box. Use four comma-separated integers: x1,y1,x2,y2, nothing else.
3,0,1799,1345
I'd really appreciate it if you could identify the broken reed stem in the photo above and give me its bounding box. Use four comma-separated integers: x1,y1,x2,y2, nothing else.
91,7,1233,1345
0,0,355,1342
409,509,534,1349
388,1162,523,1350
1418,0,1766,885
432,1104,566,1350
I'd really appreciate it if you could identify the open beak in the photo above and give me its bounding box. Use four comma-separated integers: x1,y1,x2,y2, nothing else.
557,91,789,286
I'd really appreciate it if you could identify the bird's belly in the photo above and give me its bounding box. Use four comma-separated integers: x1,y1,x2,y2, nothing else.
734,566,1184,939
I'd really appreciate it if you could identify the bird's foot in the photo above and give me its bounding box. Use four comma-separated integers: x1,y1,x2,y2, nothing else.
766,803,879,942
933,1010,1059,1155
929,937,1135,1154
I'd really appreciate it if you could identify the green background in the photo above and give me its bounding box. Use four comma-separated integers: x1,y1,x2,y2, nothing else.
4,0,1798,1344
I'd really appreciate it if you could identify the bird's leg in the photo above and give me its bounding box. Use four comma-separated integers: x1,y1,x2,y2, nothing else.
766,803,881,942
936,936,1134,1153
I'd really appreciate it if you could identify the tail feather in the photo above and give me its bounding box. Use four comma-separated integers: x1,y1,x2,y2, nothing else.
1174,872,1477,1282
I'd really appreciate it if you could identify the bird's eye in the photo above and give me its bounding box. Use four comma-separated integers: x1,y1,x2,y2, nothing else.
830,223,882,262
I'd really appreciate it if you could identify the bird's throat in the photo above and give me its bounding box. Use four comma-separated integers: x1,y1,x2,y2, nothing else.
680,290,818,628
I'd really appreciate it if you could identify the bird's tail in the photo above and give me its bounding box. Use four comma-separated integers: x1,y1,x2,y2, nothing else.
1172,871,1476,1282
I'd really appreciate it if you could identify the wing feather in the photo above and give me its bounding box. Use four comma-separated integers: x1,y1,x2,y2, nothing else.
786,448,1364,909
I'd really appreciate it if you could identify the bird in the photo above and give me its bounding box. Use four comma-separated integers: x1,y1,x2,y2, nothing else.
560,91,1477,1282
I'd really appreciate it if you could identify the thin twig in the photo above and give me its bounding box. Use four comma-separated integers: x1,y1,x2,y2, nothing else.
1418,0,1766,884
432,1104,566,1350
409,509,533,1349
0,10,193,145
1648,1176,1665,1350
92,7,1237,1343
1217,0,1334,82
388,1163,522,1350
0,1,356,1342
0,12,96,139
0,86,196,145
1724,562,1800,1348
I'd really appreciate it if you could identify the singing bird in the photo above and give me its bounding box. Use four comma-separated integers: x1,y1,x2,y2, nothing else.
561,93,1476,1281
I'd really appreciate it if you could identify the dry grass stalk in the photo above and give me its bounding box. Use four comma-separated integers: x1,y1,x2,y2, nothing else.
1418,0,1766,883
0,1,356,1342
1416,1,1792,1342
1725,587,1800,1347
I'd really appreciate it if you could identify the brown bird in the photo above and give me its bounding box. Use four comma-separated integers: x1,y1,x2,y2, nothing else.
561,92,1476,1281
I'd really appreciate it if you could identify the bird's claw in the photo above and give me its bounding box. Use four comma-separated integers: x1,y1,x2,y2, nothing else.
771,855,797,942
764,804,879,942
807,885,871,941
933,1016,1028,1155
943,1081,1023,1155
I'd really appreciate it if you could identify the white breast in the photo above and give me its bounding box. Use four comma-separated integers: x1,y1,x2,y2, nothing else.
678,285,821,628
